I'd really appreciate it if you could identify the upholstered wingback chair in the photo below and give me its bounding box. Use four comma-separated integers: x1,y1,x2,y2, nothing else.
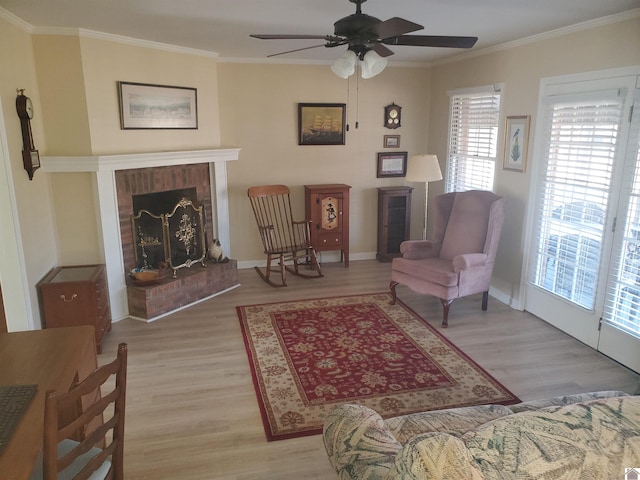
390,190,505,327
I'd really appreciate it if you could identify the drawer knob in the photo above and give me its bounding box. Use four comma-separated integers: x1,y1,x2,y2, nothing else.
60,293,78,302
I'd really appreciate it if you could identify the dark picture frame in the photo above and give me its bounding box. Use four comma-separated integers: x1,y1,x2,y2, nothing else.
377,151,408,178
384,134,401,148
298,103,346,145
118,81,198,130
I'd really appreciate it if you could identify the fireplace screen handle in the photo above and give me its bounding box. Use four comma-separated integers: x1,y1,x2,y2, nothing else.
60,293,78,303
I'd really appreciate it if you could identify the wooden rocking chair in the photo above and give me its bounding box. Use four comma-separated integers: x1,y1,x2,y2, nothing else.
248,185,323,287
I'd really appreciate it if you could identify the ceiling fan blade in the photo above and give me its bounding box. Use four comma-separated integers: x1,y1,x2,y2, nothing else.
266,43,344,58
251,34,340,41
371,43,395,57
364,17,423,40
385,35,478,49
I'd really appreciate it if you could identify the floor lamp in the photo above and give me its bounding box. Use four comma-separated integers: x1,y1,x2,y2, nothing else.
405,154,443,240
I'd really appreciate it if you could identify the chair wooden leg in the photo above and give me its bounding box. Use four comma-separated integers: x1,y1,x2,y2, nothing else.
278,255,287,286
440,299,453,328
389,281,399,304
482,291,489,311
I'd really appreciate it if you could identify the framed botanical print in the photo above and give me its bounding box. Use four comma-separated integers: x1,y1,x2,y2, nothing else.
503,115,530,172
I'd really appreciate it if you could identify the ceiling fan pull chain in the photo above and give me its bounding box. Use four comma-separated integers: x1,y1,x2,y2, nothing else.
346,76,350,131
355,73,359,129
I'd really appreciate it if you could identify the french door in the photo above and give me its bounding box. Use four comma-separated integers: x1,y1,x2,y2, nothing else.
525,68,640,372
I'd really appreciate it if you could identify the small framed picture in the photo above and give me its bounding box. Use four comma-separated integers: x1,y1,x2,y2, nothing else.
383,135,401,148
377,152,408,178
503,115,530,172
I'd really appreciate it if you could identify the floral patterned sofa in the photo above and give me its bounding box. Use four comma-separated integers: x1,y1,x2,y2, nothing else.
323,391,640,479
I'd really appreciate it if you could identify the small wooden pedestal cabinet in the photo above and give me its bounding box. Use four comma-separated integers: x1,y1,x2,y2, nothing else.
37,264,111,353
305,184,351,266
377,186,413,262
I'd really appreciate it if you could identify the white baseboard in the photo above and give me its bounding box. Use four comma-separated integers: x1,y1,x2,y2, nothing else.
236,251,377,270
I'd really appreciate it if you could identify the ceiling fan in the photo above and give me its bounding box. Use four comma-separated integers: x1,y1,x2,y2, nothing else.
250,0,478,78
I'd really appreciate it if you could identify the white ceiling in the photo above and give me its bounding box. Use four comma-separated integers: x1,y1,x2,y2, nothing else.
1,0,639,64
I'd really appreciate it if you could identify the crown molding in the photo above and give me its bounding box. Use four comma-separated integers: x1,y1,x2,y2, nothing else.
31,27,219,58
0,6,34,32
432,8,640,67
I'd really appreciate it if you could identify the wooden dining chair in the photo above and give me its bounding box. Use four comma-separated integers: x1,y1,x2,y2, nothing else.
30,343,128,480
248,185,323,287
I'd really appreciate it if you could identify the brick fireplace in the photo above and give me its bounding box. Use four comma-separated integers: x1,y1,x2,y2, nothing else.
41,148,241,322
116,163,239,320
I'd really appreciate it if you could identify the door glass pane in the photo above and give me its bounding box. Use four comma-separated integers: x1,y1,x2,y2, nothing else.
531,97,623,309
605,134,640,336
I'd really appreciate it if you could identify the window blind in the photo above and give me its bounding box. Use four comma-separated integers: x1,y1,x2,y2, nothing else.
603,101,640,337
530,93,623,309
446,90,500,192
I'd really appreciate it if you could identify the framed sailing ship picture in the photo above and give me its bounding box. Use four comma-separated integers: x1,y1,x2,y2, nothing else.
298,103,346,145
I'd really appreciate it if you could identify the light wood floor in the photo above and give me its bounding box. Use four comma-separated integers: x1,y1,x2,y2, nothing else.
99,260,639,480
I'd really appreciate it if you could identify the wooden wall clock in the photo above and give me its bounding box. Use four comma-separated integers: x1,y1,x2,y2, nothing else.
15,89,40,180
384,103,401,129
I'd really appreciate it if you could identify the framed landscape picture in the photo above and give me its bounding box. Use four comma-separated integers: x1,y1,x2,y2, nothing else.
298,103,346,145
377,152,408,177
118,81,198,130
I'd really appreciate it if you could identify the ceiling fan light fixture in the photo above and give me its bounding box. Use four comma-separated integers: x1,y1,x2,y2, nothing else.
360,49,387,79
331,49,357,78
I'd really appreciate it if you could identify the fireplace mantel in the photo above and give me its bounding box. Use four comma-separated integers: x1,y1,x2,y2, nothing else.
41,148,240,322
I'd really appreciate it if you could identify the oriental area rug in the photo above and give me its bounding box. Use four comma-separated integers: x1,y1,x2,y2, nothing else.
237,292,519,441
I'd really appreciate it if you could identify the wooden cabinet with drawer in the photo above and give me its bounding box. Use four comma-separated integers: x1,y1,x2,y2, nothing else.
305,184,351,267
37,264,111,353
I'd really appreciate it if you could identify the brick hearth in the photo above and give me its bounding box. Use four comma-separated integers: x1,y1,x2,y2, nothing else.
127,260,239,320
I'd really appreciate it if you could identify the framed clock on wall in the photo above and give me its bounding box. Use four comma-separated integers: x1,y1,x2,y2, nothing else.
15,89,40,180
384,103,401,129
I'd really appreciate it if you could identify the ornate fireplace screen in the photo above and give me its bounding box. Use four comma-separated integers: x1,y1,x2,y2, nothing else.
132,198,207,278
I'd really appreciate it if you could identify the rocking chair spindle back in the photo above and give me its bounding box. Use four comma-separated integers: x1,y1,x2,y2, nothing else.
248,185,323,287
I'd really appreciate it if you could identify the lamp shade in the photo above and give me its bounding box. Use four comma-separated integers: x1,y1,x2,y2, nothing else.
406,154,443,183
331,50,357,79
360,50,387,79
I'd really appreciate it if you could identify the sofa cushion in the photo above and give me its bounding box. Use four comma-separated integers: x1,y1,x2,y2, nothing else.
385,404,513,444
509,390,629,413
463,396,640,479
389,432,484,480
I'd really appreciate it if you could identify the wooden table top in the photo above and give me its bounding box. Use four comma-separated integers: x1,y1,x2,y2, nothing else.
0,326,97,479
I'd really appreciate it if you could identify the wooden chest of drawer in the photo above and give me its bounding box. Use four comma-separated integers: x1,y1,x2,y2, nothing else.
37,264,111,353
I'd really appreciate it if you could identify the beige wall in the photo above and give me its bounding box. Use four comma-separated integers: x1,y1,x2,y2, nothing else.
427,16,640,306
33,35,223,266
217,62,431,262
0,18,58,330
1,11,638,332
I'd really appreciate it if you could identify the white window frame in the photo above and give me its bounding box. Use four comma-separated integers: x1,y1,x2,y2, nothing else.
445,84,503,193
